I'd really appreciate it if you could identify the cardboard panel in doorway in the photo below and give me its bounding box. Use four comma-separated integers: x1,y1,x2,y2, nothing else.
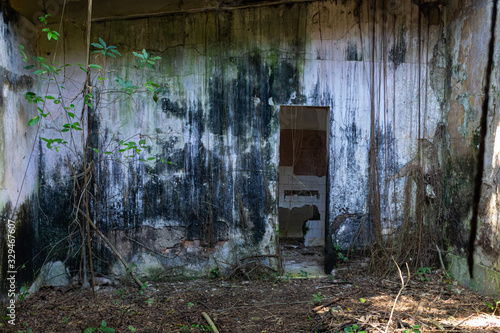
279,129,326,177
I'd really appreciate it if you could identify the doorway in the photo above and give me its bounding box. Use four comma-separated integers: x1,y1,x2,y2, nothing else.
278,105,329,276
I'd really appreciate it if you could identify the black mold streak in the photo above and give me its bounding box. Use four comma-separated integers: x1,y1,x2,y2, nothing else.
389,26,407,70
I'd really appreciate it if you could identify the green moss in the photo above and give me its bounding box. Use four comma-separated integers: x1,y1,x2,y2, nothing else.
448,253,500,296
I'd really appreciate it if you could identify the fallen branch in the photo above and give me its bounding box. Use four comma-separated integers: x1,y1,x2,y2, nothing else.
384,259,410,333
202,312,220,333
312,288,361,312
436,245,446,272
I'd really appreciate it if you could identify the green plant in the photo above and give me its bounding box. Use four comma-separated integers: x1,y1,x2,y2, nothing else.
277,272,293,283
84,320,115,333
403,325,422,333
128,326,137,332
485,300,500,315
91,38,122,58
313,292,324,303
191,323,213,331
39,14,60,41
210,267,220,279
20,14,163,291
416,267,431,282
18,285,29,302
139,282,148,295
299,270,309,278
133,49,162,69
187,302,194,307
334,244,348,262
339,324,366,333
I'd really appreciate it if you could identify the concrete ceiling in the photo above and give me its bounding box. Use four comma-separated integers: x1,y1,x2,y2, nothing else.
9,0,283,23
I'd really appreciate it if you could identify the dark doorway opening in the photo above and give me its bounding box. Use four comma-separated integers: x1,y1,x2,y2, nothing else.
278,105,329,276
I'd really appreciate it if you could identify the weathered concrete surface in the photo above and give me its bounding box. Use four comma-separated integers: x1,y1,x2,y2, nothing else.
446,0,500,295
28,0,464,277
3,0,498,294
0,3,38,302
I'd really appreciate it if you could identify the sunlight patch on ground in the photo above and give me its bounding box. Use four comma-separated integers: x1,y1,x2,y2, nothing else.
444,314,500,329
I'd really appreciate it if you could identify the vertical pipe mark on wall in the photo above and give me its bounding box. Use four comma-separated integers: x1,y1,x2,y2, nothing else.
468,0,498,279
416,0,424,270
369,0,381,242
392,0,398,232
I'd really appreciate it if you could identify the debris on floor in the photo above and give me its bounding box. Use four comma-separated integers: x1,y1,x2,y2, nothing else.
6,255,500,332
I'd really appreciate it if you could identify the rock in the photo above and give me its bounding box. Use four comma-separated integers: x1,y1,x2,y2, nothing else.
28,261,70,294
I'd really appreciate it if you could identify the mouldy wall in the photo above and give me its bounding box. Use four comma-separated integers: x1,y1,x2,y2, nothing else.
30,0,500,293
444,0,500,296
0,3,38,303
33,0,447,280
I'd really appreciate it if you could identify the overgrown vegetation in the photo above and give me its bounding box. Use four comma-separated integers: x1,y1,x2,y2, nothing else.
20,13,163,292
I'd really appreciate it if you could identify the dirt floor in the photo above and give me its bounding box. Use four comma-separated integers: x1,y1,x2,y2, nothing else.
4,251,500,333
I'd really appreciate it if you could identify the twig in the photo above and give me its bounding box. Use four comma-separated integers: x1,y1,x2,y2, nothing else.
201,312,219,333
384,259,410,333
312,288,361,312
436,245,446,272
75,206,143,288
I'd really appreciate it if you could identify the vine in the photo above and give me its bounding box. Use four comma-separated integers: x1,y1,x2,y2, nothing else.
19,13,164,292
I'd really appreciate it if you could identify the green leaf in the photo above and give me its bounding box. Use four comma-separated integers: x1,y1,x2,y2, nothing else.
24,65,35,69
68,112,75,118
110,49,122,56
91,42,104,49
139,139,146,145
89,64,103,69
25,92,36,102
98,38,107,48
33,69,47,75
19,45,27,62
91,148,100,153
147,157,155,161
27,116,40,126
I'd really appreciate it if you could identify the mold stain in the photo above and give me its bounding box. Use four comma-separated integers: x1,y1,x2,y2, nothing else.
389,26,407,70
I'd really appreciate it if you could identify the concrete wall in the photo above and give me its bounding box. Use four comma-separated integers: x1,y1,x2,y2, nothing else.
32,0,452,280
0,4,38,299
3,0,499,294
444,0,500,296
